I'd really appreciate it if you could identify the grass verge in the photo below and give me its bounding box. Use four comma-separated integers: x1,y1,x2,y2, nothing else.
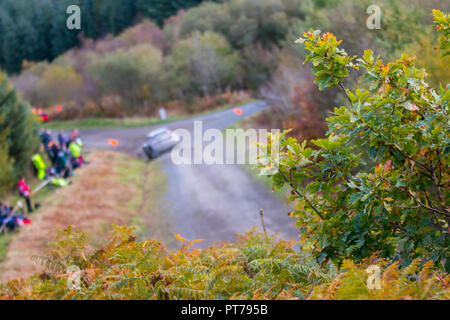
42,100,256,131
0,150,169,282
42,116,181,131
0,235,12,263
0,168,58,262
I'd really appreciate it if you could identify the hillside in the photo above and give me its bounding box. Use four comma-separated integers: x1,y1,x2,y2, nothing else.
9,0,449,140
0,151,167,282
0,0,448,302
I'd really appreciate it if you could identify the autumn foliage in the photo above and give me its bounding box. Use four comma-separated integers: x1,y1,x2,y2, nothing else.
1,9,449,301
1,226,448,300
260,10,449,271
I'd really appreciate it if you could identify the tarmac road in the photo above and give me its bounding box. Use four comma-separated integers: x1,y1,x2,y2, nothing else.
69,101,298,246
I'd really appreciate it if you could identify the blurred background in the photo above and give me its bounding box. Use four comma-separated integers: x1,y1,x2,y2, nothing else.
0,0,449,193
0,0,449,283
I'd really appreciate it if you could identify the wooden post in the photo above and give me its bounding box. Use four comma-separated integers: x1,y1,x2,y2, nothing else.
259,209,268,240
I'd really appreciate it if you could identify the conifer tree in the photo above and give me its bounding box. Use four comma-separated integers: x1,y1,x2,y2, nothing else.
0,71,39,194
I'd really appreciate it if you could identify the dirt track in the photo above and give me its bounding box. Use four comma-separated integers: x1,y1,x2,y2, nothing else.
74,101,298,246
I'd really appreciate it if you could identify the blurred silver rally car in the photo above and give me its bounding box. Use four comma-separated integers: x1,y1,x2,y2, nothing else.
142,127,181,159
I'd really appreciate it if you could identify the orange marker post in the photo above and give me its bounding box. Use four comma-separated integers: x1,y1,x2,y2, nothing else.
232,108,243,116
108,139,119,148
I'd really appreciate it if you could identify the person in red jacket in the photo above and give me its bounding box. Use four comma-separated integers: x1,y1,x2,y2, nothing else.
18,177,33,214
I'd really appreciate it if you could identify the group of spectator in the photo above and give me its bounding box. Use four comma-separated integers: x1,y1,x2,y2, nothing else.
36,128,85,182
0,201,31,233
0,176,34,233
0,128,86,234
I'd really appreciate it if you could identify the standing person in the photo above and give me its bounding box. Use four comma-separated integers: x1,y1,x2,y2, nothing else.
55,145,71,178
17,177,33,214
41,129,55,161
39,128,51,148
57,130,68,149
48,141,59,166
32,153,47,180
71,129,84,148
55,145,65,173
70,129,80,141
69,138,83,169
65,141,73,171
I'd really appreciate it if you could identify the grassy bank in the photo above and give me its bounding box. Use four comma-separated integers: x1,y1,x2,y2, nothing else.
42,116,181,131
0,171,56,262
0,151,169,282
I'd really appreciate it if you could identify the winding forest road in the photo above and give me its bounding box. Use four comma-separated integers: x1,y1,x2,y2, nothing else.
75,101,298,246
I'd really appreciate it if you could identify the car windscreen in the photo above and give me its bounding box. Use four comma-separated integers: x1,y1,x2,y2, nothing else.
152,132,170,142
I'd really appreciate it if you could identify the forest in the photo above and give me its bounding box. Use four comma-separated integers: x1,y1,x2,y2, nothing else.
0,0,218,74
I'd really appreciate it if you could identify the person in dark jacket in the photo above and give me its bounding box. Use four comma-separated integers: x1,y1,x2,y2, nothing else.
41,129,55,162
40,128,51,147
0,202,30,231
55,146,71,178
57,130,68,149
48,141,59,166
0,202,17,231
